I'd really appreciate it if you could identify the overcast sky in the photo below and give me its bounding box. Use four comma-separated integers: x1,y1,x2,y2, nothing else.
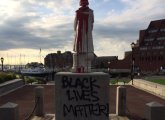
0,0,164,64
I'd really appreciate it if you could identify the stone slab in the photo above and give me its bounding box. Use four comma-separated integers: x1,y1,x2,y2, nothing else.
0,79,24,97
145,101,165,120
32,114,130,120
35,86,44,116
55,72,109,120
0,102,19,120
116,86,126,116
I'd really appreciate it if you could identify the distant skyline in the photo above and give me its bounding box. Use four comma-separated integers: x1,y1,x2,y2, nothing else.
0,0,165,64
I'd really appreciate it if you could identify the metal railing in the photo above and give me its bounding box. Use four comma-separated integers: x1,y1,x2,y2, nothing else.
24,97,40,120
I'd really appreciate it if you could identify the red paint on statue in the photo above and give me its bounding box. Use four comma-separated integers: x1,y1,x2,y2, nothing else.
75,7,89,52
76,66,85,73
72,0,94,73
73,6,94,53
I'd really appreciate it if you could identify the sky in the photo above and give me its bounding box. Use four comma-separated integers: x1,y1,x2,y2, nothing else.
0,0,164,64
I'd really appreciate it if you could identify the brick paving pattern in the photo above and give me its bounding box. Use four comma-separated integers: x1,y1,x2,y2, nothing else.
0,85,165,120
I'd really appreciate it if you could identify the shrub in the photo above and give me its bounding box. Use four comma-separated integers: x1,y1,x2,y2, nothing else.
25,77,37,84
0,72,17,84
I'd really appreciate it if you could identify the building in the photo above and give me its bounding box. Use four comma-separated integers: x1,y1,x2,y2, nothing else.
44,51,118,71
109,19,165,74
92,56,118,69
44,51,73,71
109,51,132,74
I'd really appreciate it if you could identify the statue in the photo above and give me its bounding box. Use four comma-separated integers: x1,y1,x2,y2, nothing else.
72,0,94,73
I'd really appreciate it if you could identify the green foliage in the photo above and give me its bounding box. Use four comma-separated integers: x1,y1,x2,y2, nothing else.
148,79,165,85
24,77,46,84
36,77,46,84
25,77,37,84
0,72,17,84
110,80,117,84
144,76,165,85
37,80,45,84
110,79,131,84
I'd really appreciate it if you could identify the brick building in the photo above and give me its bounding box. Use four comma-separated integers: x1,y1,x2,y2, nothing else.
109,19,165,74
44,51,117,71
92,56,118,69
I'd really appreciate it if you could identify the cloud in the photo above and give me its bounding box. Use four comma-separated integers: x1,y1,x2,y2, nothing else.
93,0,165,58
0,0,164,62
94,38,129,58
104,0,165,25
0,0,75,51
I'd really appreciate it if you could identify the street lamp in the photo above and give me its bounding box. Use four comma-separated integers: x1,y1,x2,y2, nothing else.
130,42,135,85
108,61,111,74
1,57,4,72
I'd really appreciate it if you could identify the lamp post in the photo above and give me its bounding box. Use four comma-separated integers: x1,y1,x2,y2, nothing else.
1,57,4,72
131,42,135,85
108,61,111,74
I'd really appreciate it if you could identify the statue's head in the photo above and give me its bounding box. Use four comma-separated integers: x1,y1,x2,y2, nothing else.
80,0,89,6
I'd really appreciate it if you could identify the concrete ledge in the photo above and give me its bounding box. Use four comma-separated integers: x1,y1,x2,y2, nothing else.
145,101,165,120
31,114,55,120
0,79,25,97
0,102,19,120
31,114,129,120
133,79,165,99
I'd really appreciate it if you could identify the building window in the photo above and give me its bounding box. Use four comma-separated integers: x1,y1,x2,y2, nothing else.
140,47,147,50
141,57,144,61
161,56,163,61
158,56,163,61
160,28,165,32
145,43,149,46
157,37,165,40
153,52,157,55
160,51,164,55
148,29,158,33
152,46,164,49
144,38,154,41
145,57,148,61
152,56,154,61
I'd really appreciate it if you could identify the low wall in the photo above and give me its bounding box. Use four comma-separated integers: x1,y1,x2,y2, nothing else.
0,79,24,96
133,79,165,98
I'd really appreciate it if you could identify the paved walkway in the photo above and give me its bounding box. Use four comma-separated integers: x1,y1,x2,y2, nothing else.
0,85,165,120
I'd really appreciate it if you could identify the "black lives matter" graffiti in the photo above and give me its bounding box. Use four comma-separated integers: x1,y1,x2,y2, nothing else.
62,76,109,118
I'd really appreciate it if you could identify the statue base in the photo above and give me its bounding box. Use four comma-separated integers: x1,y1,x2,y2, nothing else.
55,72,110,120
72,52,94,73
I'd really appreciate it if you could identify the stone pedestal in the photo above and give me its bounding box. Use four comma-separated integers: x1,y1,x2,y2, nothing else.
35,86,44,116
116,86,126,116
72,53,94,73
55,72,109,120
145,101,165,120
0,102,19,120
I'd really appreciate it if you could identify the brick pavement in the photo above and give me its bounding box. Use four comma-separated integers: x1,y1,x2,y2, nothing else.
0,85,165,120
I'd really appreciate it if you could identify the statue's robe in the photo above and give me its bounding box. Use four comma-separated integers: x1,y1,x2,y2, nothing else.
73,7,94,53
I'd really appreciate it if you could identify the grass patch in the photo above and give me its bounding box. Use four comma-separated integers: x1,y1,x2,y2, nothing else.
147,79,165,85
110,79,131,84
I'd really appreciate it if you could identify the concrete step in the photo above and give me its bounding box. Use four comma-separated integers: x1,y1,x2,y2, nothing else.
31,114,130,120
